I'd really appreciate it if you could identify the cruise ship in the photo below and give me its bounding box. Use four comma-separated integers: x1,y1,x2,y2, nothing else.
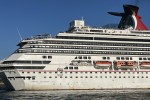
1,4,150,90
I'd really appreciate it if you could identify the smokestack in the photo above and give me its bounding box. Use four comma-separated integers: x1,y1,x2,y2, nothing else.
108,4,148,30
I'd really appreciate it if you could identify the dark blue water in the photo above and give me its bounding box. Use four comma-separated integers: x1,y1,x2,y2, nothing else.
0,89,150,100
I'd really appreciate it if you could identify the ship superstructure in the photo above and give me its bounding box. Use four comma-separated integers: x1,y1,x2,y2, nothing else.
1,5,150,90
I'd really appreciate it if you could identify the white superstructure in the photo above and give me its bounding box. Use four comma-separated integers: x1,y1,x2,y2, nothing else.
1,4,150,90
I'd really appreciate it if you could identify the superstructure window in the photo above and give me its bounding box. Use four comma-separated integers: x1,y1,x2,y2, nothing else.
83,56,87,59
69,67,73,69
42,56,47,59
88,57,91,59
116,57,120,60
102,57,106,60
143,58,147,60
139,58,142,60
74,67,78,69
78,56,82,59
48,56,52,59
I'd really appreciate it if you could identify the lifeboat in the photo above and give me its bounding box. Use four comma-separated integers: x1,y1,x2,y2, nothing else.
140,62,150,69
94,61,112,69
115,61,137,69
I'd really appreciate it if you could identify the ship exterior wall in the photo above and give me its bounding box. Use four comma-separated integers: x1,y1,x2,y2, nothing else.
2,70,150,90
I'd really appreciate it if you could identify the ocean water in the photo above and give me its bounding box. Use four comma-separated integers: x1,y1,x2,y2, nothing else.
0,89,150,100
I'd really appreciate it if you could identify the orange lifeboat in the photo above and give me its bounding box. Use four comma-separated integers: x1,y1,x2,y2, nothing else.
140,62,150,69
115,61,137,69
94,61,112,69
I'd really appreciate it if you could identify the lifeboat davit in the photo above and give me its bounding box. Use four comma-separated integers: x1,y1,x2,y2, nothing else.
94,61,112,69
140,62,150,69
115,61,137,69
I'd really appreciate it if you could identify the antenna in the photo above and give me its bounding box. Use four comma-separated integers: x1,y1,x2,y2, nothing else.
81,16,84,21
16,27,23,41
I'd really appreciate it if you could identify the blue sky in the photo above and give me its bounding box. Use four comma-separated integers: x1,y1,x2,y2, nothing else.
0,0,150,60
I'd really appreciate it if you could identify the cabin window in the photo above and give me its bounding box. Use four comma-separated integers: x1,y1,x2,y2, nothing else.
88,57,91,59
42,56,47,59
121,57,124,60
48,56,52,59
79,56,82,59
126,57,129,60
143,58,147,60
69,67,73,69
139,58,142,60
83,56,87,59
74,67,78,69
64,67,68,69
103,57,106,60
116,57,120,60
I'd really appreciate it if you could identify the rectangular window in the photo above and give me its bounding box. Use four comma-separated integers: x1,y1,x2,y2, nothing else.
102,57,106,60
139,58,142,60
48,56,52,59
79,56,82,59
83,56,87,59
42,56,47,59
74,67,78,69
69,67,73,69
116,57,120,60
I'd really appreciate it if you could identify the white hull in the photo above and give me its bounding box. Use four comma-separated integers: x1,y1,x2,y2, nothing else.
1,69,150,90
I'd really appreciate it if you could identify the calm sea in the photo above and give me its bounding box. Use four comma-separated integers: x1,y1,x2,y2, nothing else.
0,89,150,100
